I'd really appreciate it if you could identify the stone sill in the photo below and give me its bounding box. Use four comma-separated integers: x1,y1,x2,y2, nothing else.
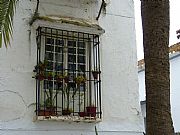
34,116,102,123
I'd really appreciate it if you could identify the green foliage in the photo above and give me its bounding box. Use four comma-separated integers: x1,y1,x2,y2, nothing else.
0,0,16,48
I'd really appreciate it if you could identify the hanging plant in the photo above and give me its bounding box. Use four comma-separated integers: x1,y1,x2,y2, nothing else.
36,73,45,81
47,72,54,80
74,75,86,84
55,74,64,82
34,60,48,72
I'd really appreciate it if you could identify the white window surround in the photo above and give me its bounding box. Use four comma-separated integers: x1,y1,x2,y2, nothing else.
33,18,103,122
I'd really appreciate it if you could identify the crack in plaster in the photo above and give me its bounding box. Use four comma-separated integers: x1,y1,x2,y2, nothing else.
0,90,28,122
106,13,134,19
131,107,140,116
0,77,5,87
27,103,36,108
0,90,27,108
39,1,79,9
128,0,134,10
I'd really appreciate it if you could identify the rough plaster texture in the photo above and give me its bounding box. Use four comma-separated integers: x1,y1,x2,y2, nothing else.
138,53,180,132
0,0,143,134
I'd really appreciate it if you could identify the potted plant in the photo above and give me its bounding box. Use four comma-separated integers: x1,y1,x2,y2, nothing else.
34,60,48,72
61,75,72,115
86,101,96,117
78,111,86,117
38,88,60,116
35,72,45,81
55,73,64,83
47,72,54,80
74,75,87,117
62,108,72,115
92,70,101,79
77,93,86,117
74,75,86,85
33,60,48,81
62,75,86,116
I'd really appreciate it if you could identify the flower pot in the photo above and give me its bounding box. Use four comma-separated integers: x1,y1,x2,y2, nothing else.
78,112,86,117
62,109,71,115
38,108,56,116
86,106,96,117
92,71,100,79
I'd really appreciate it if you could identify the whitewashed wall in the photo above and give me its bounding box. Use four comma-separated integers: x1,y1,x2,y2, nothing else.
138,52,180,132
170,53,180,132
0,0,143,135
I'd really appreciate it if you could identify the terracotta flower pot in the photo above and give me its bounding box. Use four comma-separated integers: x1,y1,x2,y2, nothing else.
38,107,56,116
86,106,96,117
92,71,100,79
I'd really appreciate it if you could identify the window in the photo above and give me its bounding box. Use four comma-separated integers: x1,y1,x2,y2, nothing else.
34,27,102,121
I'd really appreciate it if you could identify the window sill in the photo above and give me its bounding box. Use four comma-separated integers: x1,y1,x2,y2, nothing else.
34,115,102,123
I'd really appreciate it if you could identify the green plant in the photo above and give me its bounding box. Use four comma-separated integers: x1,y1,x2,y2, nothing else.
74,75,86,84
0,0,17,48
62,75,86,112
44,88,60,108
34,60,48,72
46,71,55,80
35,72,45,81
33,60,48,81
55,73,64,82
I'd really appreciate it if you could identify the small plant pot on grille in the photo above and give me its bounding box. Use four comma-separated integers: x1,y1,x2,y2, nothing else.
92,71,100,79
86,106,96,117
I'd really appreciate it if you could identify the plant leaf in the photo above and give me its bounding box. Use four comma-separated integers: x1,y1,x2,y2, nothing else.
0,0,16,48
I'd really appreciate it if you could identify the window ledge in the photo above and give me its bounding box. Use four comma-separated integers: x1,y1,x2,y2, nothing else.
34,115,102,123
33,15,105,35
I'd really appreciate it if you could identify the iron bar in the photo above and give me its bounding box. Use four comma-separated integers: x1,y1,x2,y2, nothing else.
35,27,101,119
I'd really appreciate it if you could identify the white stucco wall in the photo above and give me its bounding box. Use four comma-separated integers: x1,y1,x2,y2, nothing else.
170,53,180,132
138,70,145,101
0,0,143,134
138,52,180,132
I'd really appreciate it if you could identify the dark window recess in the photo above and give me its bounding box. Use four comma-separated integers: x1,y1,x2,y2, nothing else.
35,27,102,119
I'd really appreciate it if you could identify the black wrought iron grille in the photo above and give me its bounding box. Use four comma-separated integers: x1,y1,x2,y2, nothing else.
35,27,102,119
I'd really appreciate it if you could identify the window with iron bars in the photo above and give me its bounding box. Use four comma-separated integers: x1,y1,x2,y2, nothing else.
34,27,102,120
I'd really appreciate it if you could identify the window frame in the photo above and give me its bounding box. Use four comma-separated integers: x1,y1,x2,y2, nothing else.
35,26,102,121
